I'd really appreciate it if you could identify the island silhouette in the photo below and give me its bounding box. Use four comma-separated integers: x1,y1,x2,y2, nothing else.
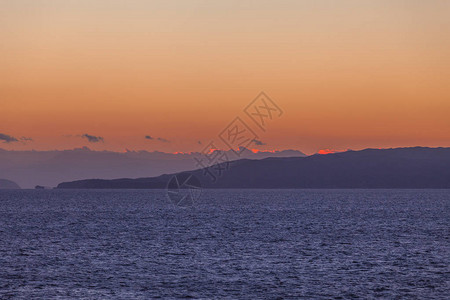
57,147,450,189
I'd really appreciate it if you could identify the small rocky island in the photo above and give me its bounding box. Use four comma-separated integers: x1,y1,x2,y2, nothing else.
35,185,51,189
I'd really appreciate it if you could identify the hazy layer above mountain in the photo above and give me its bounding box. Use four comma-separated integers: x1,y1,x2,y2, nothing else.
0,179,21,189
0,147,305,188
57,147,450,189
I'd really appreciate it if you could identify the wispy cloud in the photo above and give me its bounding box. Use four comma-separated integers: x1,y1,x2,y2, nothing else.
157,137,170,143
145,135,170,143
0,133,18,143
81,134,104,143
0,134,33,144
252,139,266,146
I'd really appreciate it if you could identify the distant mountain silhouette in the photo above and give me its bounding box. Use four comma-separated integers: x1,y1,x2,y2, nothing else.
0,179,21,189
57,147,450,189
0,147,305,188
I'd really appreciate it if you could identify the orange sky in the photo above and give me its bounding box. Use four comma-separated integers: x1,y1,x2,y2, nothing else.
1,0,449,154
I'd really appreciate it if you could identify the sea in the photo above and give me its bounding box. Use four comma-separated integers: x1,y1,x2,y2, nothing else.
0,189,449,299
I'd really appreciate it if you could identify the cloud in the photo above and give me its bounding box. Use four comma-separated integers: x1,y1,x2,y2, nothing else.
157,137,170,143
252,139,266,146
0,133,19,143
145,135,170,143
0,134,33,144
81,134,104,143
0,133,33,144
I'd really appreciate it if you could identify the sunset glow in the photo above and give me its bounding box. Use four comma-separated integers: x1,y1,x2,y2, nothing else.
1,1,449,155
317,149,349,155
318,149,337,155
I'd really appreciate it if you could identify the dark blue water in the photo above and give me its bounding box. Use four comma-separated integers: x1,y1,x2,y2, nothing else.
0,189,449,299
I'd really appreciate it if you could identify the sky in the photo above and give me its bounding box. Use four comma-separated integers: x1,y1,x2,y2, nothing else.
1,0,449,155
